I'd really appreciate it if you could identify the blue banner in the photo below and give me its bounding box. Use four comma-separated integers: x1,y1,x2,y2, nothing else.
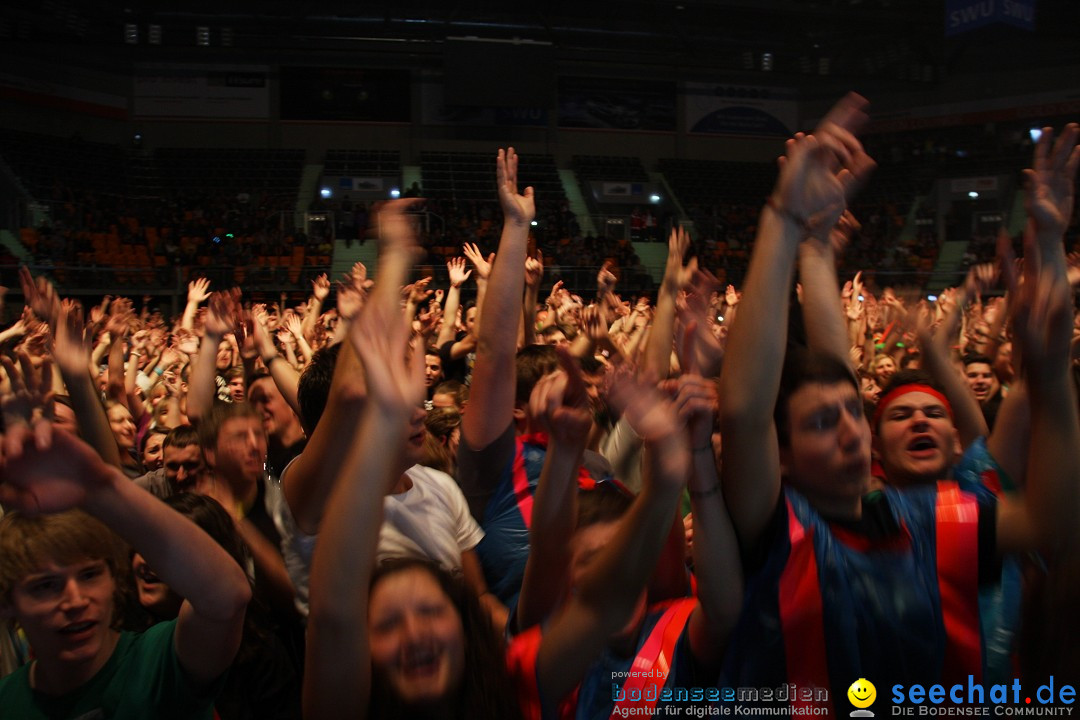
999,0,1035,30
946,0,1035,36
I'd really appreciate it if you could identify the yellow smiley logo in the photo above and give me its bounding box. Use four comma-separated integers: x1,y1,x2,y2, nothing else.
848,678,876,709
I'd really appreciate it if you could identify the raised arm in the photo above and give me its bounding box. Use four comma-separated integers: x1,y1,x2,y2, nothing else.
437,257,471,348
304,202,421,720
181,278,211,331
676,363,742,670
0,402,250,687
185,291,235,424
301,274,330,343
997,125,1080,554
461,148,534,451
516,353,592,632
251,306,302,416
47,300,123,469
534,371,690,705
799,212,864,364
522,252,544,348
721,94,869,551
282,200,419,536
916,268,997,448
643,227,694,379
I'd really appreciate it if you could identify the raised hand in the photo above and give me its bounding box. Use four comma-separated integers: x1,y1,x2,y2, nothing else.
772,132,849,236
174,328,200,355
159,345,183,369
663,226,697,290
672,369,718,451
447,257,472,288
336,282,365,321
312,273,331,302
417,304,443,340
351,302,423,418
187,277,211,305
964,262,999,298
528,349,592,447
526,253,545,289
1,352,54,459
284,313,306,342
1022,123,1080,237
580,305,610,346
496,147,535,227
463,243,493,281
205,289,242,337
828,210,862,254
546,279,565,309
813,92,875,201
406,277,434,307
50,302,91,378
597,260,617,295
0,427,111,516
1013,264,1074,385
19,267,62,325
251,307,278,361
606,367,689,486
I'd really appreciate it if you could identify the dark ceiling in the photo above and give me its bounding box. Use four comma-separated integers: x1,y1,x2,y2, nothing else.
4,0,1079,89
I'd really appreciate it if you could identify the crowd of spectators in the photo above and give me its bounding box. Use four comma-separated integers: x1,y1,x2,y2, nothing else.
1,99,1079,719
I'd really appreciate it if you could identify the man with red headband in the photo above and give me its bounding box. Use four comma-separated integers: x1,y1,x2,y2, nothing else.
872,371,961,487
719,103,1080,703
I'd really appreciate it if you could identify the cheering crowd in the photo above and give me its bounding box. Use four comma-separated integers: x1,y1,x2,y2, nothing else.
1,93,1079,719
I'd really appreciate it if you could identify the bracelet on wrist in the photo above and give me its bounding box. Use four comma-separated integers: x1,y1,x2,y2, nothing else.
689,482,721,499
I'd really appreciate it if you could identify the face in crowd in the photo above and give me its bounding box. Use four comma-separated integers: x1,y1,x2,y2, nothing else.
247,376,296,442
964,361,999,404
367,566,466,706
424,354,444,389
164,443,203,493
106,404,136,452
781,380,872,513
142,432,166,470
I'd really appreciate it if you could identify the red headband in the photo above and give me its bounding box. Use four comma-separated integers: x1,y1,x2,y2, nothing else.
872,383,954,430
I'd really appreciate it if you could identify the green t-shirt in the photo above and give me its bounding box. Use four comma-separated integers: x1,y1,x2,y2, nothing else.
0,619,220,719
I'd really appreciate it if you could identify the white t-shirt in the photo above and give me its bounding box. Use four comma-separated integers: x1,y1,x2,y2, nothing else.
276,462,484,617
377,464,485,570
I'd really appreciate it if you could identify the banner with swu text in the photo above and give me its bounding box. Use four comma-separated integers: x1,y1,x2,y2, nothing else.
945,0,1035,37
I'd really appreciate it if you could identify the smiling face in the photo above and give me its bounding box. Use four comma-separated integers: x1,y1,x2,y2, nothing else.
106,404,137,451
872,355,896,385
964,361,999,404
164,443,203,492
848,678,877,708
368,567,466,705
874,390,957,486
142,432,166,470
3,558,120,686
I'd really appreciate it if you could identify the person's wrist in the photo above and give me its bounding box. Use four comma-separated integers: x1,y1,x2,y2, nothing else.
81,463,125,516
765,194,812,233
